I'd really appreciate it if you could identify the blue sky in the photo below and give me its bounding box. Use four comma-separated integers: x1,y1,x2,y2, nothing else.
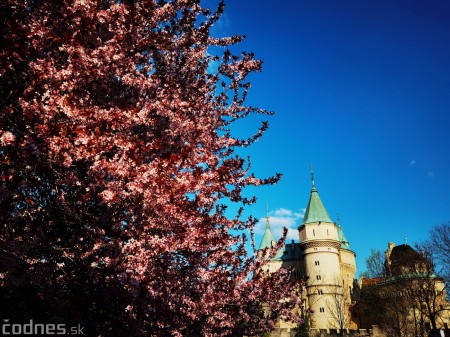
215,1,450,276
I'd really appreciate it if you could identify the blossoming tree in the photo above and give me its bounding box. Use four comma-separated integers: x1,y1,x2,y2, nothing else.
0,1,302,336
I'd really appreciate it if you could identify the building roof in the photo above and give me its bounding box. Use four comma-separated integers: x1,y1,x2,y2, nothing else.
302,184,333,224
386,243,433,277
282,242,303,261
337,225,351,250
257,215,284,260
360,277,384,287
258,216,276,250
389,243,421,262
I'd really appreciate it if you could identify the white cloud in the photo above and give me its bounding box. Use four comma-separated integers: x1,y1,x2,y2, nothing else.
409,160,416,166
255,208,305,242
273,208,293,217
293,210,306,219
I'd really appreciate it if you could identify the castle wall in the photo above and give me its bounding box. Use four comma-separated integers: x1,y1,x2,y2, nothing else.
300,221,344,329
266,326,386,337
339,249,357,305
264,259,283,273
340,249,356,293
300,222,339,242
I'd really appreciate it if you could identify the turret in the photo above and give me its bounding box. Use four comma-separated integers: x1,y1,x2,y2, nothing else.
257,207,283,272
298,167,343,329
337,219,357,304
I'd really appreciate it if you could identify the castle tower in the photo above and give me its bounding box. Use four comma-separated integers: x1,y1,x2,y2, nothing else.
298,169,344,329
337,220,357,303
258,208,284,273
255,169,357,333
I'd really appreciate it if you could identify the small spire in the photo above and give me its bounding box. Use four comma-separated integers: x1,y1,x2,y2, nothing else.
336,213,340,225
265,201,270,229
302,166,333,224
404,235,408,245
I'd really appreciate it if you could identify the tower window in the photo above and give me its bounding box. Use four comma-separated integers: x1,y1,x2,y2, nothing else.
313,229,315,236
315,261,320,266
319,307,325,313
317,289,323,295
327,229,329,236
316,275,321,281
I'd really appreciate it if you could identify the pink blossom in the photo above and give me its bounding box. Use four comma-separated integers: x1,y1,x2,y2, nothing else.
1,1,300,336
1,131,16,145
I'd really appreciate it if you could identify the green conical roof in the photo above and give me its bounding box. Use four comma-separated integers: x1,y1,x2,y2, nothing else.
258,216,284,260
258,221,276,250
302,185,333,224
337,225,350,250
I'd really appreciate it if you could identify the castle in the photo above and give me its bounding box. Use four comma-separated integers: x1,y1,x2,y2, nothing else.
258,172,358,331
258,172,450,337
358,242,450,336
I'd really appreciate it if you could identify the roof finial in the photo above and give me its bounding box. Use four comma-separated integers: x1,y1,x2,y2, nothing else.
404,235,408,245
265,201,270,229
310,164,315,187
336,213,340,225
